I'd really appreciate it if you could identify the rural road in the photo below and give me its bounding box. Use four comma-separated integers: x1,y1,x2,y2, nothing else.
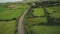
18,7,31,34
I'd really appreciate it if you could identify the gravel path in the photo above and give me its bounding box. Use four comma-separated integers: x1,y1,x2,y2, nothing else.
18,7,31,34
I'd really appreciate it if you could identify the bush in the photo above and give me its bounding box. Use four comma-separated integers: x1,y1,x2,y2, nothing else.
11,18,16,20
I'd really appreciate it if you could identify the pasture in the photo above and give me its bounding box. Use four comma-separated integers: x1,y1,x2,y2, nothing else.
46,6,60,18
33,8,44,16
0,5,28,20
26,17,47,25
0,20,16,34
32,26,60,34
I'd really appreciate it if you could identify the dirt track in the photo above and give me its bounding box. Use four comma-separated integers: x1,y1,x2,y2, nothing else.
18,7,31,34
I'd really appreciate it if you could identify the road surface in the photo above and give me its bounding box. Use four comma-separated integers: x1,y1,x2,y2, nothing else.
18,7,31,34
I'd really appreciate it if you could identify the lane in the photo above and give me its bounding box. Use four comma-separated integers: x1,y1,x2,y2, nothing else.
18,7,31,34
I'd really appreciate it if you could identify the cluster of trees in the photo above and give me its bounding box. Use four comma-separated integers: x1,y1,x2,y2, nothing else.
47,18,60,25
27,1,60,8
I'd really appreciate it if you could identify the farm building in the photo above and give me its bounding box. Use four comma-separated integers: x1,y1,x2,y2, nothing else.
7,5,19,9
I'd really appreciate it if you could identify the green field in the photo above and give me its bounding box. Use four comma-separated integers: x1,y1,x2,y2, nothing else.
0,20,16,34
32,26,60,34
33,8,44,16
26,17,47,25
46,6,60,18
0,5,28,20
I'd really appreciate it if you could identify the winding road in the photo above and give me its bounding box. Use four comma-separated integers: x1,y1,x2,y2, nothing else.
18,7,31,34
